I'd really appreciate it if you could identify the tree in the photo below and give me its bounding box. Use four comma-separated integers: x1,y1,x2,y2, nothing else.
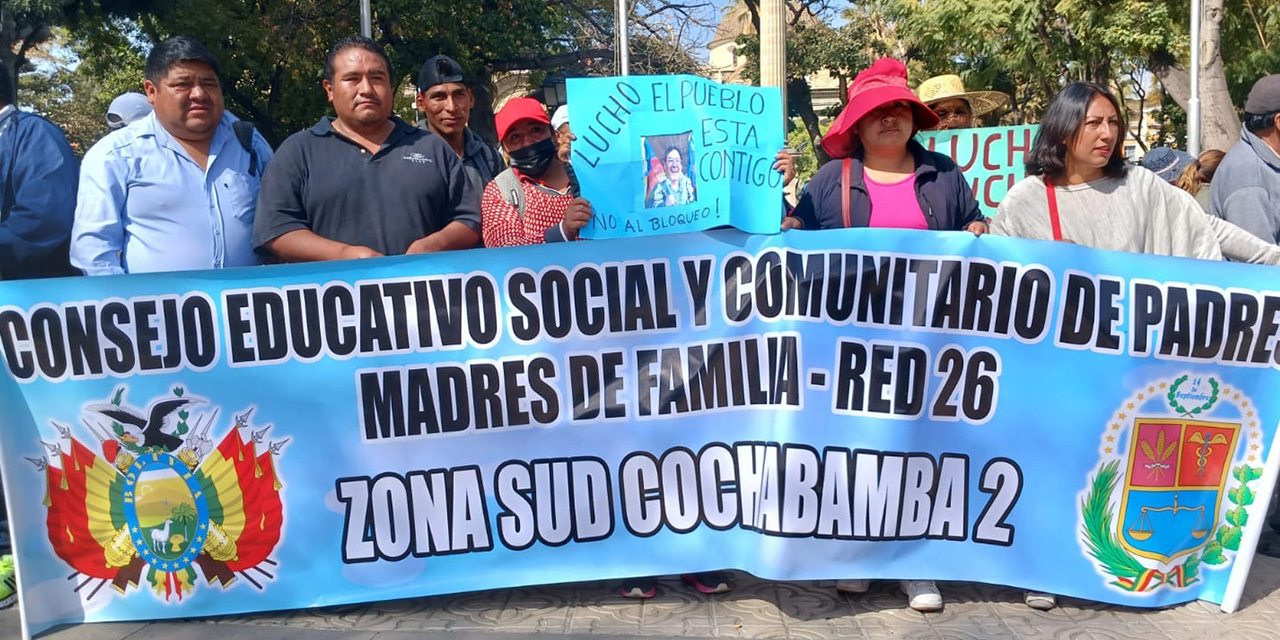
1,0,64,95
49,0,710,146
735,1,870,166
18,24,145,153
894,0,1280,151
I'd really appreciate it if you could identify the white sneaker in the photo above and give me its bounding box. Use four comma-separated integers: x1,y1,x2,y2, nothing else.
901,580,942,611
835,579,870,594
1024,591,1057,610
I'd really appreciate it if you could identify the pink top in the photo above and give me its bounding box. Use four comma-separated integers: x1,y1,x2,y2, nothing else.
864,171,928,229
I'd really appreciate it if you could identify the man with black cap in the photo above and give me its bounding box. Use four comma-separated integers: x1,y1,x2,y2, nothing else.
1211,74,1280,244
416,55,504,196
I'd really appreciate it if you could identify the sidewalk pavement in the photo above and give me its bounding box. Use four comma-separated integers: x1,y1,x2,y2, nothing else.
4,553,1279,640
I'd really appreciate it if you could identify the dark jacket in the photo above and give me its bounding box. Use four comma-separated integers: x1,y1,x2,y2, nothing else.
791,140,983,231
0,107,79,279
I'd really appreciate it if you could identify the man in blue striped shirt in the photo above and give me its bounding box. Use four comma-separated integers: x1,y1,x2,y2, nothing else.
72,36,272,275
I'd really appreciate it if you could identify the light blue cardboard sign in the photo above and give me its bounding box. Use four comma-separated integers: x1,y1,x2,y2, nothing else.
567,75,785,239
917,125,1038,217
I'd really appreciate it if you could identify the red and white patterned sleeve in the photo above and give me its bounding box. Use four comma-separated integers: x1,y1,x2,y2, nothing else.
481,181,534,248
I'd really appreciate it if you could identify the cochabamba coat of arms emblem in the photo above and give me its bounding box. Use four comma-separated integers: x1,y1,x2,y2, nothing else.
1080,375,1265,593
29,386,287,601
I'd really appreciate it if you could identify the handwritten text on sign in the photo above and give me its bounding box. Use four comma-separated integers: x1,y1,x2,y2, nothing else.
567,75,785,239
918,125,1037,217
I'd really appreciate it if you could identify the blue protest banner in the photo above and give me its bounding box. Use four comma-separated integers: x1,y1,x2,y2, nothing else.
2,230,1279,639
917,125,1038,217
566,75,785,239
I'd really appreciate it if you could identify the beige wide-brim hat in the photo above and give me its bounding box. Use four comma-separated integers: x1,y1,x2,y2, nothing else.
915,75,1009,118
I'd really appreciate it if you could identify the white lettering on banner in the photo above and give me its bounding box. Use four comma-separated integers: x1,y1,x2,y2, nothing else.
615,443,1006,543
336,467,493,563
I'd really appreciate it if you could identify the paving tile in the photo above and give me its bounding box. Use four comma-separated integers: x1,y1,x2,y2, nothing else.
637,588,712,627
928,624,1021,640
854,612,937,639
710,589,785,627
921,606,1015,635
636,616,718,637
771,581,856,623
739,626,791,639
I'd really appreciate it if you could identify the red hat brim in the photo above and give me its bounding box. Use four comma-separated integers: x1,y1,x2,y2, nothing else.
822,86,941,159
496,98,552,142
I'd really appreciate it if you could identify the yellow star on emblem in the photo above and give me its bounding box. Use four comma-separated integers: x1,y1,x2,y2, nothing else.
1104,447,1113,454
1242,400,1249,407
1249,455,1257,462
1118,413,1127,419
1112,423,1121,431
1138,394,1145,400
1159,382,1167,389
1234,393,1241,400
1251,444,1259,451
1147,386,1156,393
1248,411,1254,417
1127,403,1135,410
1106,435,1115,442
1254,432,1262,440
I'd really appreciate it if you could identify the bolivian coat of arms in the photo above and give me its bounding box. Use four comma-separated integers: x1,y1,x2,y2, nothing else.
1080,375,1265,592
29,386,286,601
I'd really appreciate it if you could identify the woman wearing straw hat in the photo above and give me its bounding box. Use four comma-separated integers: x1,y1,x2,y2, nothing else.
784,57,987,613
914,74,1009,131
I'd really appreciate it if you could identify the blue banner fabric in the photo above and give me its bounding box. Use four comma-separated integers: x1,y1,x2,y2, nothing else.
566,75,785,239
2,229,1279,638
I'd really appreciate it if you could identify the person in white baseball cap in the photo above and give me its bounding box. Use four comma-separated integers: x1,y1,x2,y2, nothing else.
106,92,152,130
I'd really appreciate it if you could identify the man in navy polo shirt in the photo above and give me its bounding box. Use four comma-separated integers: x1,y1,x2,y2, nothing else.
253,36,480,261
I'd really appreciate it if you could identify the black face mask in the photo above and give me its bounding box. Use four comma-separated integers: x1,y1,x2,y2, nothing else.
508,137,557,177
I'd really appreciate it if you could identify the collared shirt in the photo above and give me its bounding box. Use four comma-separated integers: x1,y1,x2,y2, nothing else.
415,119,506,193
0,105,80,279
72,111,272,275
253,117,481,256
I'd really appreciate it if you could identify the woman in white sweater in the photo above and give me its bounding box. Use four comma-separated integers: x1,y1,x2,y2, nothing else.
993,82,1279,612
993,82,1280,264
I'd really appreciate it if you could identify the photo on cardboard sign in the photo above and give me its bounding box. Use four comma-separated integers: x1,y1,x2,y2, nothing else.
643,132,697,209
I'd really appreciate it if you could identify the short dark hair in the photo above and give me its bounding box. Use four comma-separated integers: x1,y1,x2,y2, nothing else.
145,36,221,83
664,146,683,159
1243,110,1279,134
1026,82,1129,180
324,36,392,84
0,64,12,106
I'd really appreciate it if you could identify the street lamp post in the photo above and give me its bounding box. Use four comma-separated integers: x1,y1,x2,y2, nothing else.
1188,0,1201,156
616,0,630,76
759,0,786,123
360,0,372,38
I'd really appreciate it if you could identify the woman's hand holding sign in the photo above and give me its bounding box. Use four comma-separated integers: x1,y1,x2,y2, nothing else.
773,149,796,186
563,198,594,240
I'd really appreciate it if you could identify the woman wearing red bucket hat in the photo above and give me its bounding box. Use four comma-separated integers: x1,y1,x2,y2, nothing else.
784,57,987,239
785,58,980,613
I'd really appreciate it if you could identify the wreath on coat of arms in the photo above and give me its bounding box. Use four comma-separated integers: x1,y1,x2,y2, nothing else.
1079,375,1265,593
28,386,287,602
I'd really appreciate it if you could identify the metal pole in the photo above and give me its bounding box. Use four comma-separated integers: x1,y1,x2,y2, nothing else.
760,0,786,123
1188,0,1202,156
360,0,372,38
616,0,630,76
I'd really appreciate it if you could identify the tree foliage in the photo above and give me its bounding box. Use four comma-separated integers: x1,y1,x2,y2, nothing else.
15,0,709,147
18,24,144,153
